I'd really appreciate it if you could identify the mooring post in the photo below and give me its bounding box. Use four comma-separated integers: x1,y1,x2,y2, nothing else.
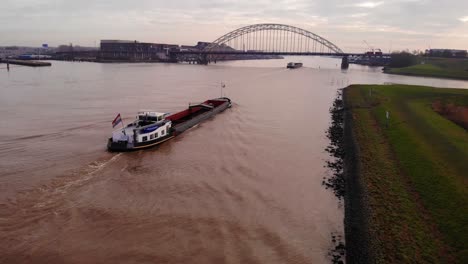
7,62,10,71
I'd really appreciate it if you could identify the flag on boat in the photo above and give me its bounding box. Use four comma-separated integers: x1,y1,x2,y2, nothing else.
112,113,122,128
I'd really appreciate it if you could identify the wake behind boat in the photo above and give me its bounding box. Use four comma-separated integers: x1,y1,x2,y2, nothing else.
107,97,231,152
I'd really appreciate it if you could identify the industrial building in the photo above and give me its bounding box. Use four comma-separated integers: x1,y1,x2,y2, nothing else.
98,40,179,62
425,49,467,58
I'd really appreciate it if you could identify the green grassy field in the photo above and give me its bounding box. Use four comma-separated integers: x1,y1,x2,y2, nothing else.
384,58,468,80
345,84,468,263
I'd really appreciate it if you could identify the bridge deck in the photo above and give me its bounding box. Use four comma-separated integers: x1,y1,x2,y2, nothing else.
172,51,390,57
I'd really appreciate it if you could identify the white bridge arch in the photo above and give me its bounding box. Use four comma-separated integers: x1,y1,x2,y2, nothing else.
204,23,344,54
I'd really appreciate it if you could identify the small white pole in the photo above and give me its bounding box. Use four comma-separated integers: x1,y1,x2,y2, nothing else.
121,115,126,135
221,82,226,97
386,111,389,128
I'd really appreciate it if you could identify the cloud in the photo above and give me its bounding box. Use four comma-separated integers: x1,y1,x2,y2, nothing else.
350,13,369,18
354,1,384,8
0,0,467,50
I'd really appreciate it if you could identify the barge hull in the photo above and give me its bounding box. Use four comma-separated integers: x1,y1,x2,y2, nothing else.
107,134,173,152
173,100,230,134
2,59,51,67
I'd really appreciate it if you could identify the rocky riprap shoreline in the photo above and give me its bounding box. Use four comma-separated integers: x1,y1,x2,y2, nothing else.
323,90,345,200
323,90,346,264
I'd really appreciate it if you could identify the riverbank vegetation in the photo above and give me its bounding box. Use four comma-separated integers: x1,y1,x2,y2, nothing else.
384,57,468,80
344,84,467,263
388,52,418,68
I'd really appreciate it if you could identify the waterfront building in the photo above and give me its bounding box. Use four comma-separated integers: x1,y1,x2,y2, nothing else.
98,40,179,61
425,49,467,58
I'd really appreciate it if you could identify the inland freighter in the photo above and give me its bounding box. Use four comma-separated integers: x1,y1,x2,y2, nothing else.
107,97,231,152
287,62,303,69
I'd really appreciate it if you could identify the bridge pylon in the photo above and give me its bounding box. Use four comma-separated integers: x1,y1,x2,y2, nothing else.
197,54,209,65
341,56,349,69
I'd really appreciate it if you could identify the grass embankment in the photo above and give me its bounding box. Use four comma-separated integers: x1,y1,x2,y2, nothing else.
344,84,468,263
384,57,468,80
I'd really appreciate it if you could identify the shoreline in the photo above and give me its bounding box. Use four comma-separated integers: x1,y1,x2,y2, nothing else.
383,57,468,81
383,70,468,81
324,89,373,263
342,87,373,263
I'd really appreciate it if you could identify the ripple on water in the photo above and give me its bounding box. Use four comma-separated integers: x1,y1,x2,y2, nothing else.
0,61,378,263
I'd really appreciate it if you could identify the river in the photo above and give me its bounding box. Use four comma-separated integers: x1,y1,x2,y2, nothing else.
1,58,466,263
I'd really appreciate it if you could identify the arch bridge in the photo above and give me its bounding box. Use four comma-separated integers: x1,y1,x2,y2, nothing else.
172,23,371,64
206,23,343,53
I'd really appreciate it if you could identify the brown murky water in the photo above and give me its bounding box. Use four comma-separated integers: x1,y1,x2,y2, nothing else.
1,59,467,263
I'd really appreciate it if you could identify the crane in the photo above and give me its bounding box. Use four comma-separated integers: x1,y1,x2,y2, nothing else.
363,40,374,53
363,40,378,56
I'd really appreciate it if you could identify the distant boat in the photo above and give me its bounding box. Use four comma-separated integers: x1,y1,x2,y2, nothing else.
287,62,303,69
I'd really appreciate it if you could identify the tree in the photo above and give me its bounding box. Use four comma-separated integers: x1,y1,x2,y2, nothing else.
390,52,418,68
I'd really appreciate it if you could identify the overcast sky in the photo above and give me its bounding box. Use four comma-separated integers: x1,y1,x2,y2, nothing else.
1,0,467,52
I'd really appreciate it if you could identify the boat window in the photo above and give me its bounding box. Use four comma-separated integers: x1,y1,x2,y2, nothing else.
142,136,147,142
150,134,154,139
162,129,165,135
155,132,158,138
